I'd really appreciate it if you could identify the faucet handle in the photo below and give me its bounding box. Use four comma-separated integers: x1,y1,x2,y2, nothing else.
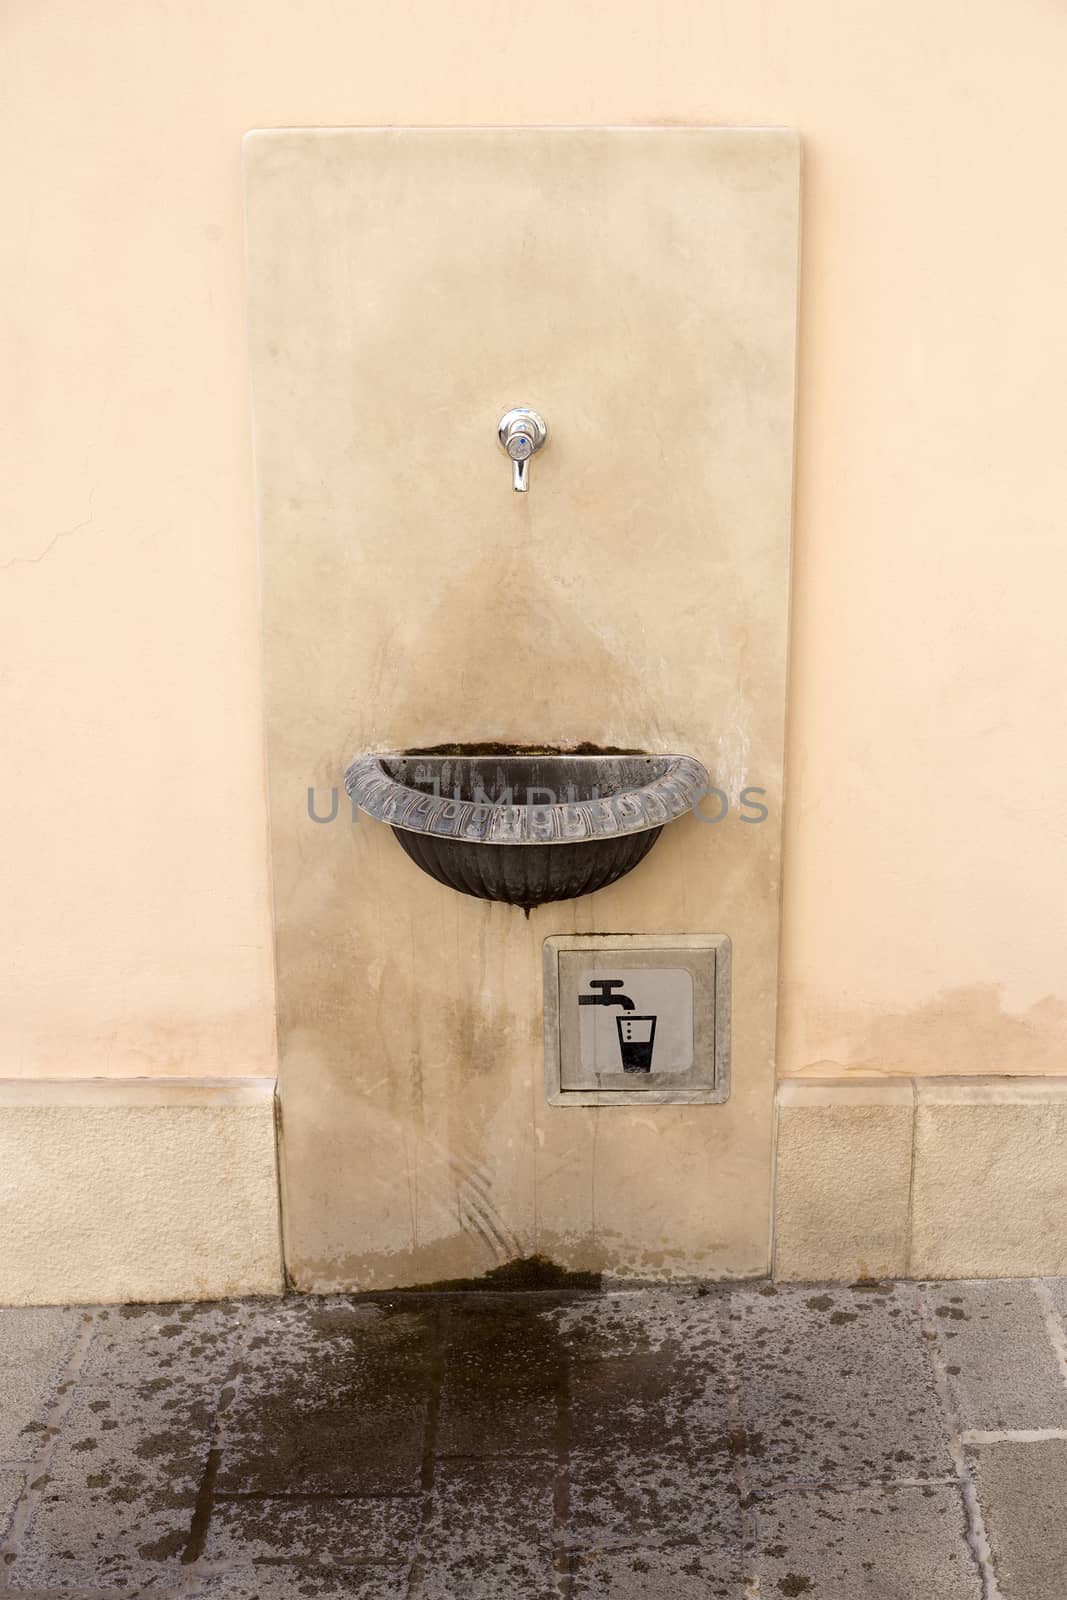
498,407,547,493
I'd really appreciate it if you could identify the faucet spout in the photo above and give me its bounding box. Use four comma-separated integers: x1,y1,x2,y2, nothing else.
498,407,547,492
579,978,636,1011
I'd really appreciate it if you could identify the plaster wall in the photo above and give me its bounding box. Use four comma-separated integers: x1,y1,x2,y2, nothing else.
3,0,1067,1087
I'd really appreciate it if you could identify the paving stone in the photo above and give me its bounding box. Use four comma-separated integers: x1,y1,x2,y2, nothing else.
9,1377,212,1590
9,1303,241,1588
568,1347,691,1455
656,1293,742,1468
204,1494,420,1566
435,1298,561,1457
560,1293,743,1550
1040,1276,1067,1328
567,1448,743,1549
194,1567,411,1598
923,1280,1067,1431
552,1288,717,1362
0,1468,25,1539
417,1456,557,1599
754,1484,982,1598
727,1282,954,1487
81,1300,245,1392
564,1291,735,1475
570,1542,740,1599
6,1284,1067,1595
0,1306,83,1460
216,1300,433,1496
972,1440,1067,1599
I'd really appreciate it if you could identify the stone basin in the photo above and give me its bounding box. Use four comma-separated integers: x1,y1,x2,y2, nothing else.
344,746,709,910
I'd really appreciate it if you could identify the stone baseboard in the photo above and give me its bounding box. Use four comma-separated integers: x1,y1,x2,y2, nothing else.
774,1078,1067,1281
0,1078,284,1305
5,1072,1064,1301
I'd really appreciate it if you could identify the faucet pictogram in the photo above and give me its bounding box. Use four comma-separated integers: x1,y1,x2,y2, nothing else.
578,978,636,1011
579,978,657,1072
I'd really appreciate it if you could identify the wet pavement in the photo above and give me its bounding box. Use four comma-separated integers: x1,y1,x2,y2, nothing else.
1,1276,1066,1597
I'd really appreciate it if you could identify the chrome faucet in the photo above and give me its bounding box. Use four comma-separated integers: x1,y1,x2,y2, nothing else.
498,407,547,492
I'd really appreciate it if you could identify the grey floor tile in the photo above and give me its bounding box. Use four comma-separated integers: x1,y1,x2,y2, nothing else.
570,1542,740,1599
204,1494,420,1566
552,1288,722,1363
435,1298,562,1457
754,1484,982,1598
554,1294,742,1555
9,1378,212,1590
666,1296,744,1468
564,1291,736,1475
9,1285,1067,1597
81,1300,245,1392
9,1304,242,1588
0,1306,83,1459
0,1467,25,1539
924,1280,1067,1431
550,1292,666,1360
567,1448,743,1549
727,1282,954,1487
972,1439,1067,1600
1041,1277,1067,1319
417,1456,557,1599
568,1348,692,1456
216,1300,434,1496
194,1567,411,1598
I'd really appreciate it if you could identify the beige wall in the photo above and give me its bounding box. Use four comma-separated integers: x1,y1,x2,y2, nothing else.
3,1,1066,1082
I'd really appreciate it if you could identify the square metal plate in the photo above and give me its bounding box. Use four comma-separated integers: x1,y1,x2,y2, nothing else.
543,934,731,1106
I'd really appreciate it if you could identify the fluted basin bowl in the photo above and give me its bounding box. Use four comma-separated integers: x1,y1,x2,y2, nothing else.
344,746,709,910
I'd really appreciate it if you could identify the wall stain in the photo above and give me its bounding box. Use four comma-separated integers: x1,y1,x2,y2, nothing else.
373,1252,601,1294
783,982,1067,1078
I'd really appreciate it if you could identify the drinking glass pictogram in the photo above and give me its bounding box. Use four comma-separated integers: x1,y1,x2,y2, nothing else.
616,1014,657,1073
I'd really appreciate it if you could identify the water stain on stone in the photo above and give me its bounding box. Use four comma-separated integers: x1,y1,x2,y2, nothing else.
779,1576,814,1596
386,1253,601,1294
135,1430,192,1462
708,1427,765,1460
137,1528,187,1562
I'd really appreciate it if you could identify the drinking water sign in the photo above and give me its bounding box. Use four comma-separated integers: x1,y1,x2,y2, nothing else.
543,934,730,1106
577,969,695,1076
